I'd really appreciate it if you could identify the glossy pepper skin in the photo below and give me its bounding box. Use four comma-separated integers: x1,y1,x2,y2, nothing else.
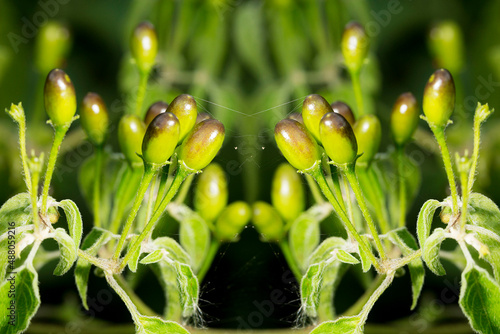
142,112,180,165
144,101,168,127
302,94,333,142
274,119,320,171
391,92,419,146
44,69,77,127
215,201,252,242
271,163,304,222
331,101,355,127
423,69,455,128
178,119,225,171
118,115,146,165
35,21,71,74
194,163,228,223
80,92,109,146
252,201,284,242
341,21,369,73
353,114,381,165
167,94,198,142
130,21,158,73
319,112,358,165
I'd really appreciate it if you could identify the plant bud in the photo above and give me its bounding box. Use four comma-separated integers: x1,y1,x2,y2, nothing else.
319,112,357,165
118,115,146,165
194,163,228,222
167,94,198,142
353,114,381,165
179,119,225,171
35,21,71,74
144,101,168,127
196,112,212,124
142,112,180,165
80,92,109,145
252,202,284,242
331,101,355,127
429,21,464,74
44,69,76,127
287,112,303,124
341,21,369,73
423,69,455,128
215,201,252,242
391,92,419,146
274,119,320,171
302,94,333,142
271,163,304,222
130,21,158,73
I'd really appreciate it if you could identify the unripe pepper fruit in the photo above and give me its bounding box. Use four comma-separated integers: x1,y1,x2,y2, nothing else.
142,112,180,165
422,68,455,128
215,201,252,242
118,115,146,165
44,69,77,127
167,94,198,142
252,201,284,242
302,94,333,143
194,163,228,223
391,92,419,146
130,21,158,73
144,101,168,127
319,112,358,165
80,92,109,146
353,114,381,165
271,163,305,222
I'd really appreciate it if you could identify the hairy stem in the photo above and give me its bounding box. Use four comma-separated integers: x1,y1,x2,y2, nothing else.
342,274,385,317
343,165,386,260
350,69,364,117
431,126,458,213
41,125,69,214
113,164,157,260
310,163,381,271
135,71,149,117
30,161,41,234
93,145,104,228
115,274,157,317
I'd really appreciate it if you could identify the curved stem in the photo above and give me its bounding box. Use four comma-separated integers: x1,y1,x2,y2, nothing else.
154,156,177,211
306,174,325,204
93,145,104,228
41,125,68,214
350,69,364,117
309,163,381,272
196,239,220,282
145,173,159,226
105,273,141,324
114,274,157,317
459,162,469,232
113,164,157,260
341,175,355,229
279,239,302,281
431,126,458,213
343,165,386,260
174,173,194,204
119,165,191,272
135,71,149,117
342,274,385,317
397,146,407,228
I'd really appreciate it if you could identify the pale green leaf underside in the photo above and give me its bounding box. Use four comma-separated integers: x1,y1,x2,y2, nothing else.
154,237,190,265
179,214,210,272
307,237,346,266
290,216,320,272
58,199,83,249
309,315,363,334
422,228,448,276
136,315,190,334
416,199,441,248
51,228,77,276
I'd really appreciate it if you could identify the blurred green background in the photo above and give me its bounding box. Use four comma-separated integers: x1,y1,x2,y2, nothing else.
1,0,500,331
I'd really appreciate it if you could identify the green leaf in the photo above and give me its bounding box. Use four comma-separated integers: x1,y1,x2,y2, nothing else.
308,237,346,266
136,315,190,334
0,224,31,282
422,228,448,276
416,199,442,248
466,225,500,282
290,216,320,272
0,265,40,334
75,228,112,310
359,235,373,272
58,199,83,248
309,315,364,334
468,193,500,230
0,193,32,235
51,228,77,276
127,235,142,273
334,250,359,265
388,227,425,310
154,237,190,265
169,204,209,271
174,262,199,318
140,250,164,265
459,265,500,334
300,262,326,319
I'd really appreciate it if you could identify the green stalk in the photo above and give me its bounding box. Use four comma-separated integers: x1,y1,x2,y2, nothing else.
350,69,364,117
431,125,458,213
343,164,386,260
16,108,32,193
105,273,141,324
119,165,191,272
467,114,482,194
279,239,302,281
174,173,194,204
135,71,149,117
41,125,69,214
367,168,391,234
306,174,325,204
310,163,381,271
113,164,157,260
30,161,41,234
196,239,220,282
154,155,177,211
145,173,159,225
397,146,407,228
115,274,157,317
341,175,355,228
93,145,104,228
458,159,469,232
342,274,385,317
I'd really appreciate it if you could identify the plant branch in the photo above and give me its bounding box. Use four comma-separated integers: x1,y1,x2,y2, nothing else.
93,145,104,228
